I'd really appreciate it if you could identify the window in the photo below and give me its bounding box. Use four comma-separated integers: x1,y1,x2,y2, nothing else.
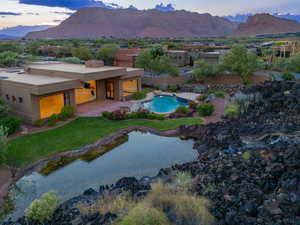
64,92,71,105
12,96,16,101
5,94,9,100
18,97,23,103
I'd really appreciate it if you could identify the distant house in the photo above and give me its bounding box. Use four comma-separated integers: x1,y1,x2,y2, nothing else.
0,61,142,123
165,50,191,67
114,49,145,67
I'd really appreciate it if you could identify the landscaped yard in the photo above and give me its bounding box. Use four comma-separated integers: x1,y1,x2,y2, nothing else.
8,117,202,168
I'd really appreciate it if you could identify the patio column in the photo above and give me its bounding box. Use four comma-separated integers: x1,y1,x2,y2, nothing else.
96,80,106,101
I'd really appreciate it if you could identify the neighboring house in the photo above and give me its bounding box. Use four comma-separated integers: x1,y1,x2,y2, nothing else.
114,49,144,67
165,50,191,67
0,60,143,123
191,52,222,65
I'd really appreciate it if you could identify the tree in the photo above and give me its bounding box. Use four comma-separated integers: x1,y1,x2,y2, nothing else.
221,44,261,84
135,50,153,72
0,41,22,53
71,47,93,61
96,44,119,65
136,47,179,75
0,51,19,67
27,41,43,55
192,60,218,82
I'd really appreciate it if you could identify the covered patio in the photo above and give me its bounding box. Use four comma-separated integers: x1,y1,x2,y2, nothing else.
77,100,135,117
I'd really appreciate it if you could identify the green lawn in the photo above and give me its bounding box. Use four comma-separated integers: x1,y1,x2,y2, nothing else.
8,117,202,168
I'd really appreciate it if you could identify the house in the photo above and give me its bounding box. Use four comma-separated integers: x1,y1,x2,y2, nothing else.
165,50,191,67
191,52,222,65
114,49,145,67
0,60,143,123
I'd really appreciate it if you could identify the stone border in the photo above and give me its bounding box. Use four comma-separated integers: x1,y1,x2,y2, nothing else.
0,126,180,209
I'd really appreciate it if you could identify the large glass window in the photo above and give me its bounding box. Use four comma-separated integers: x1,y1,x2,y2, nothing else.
39,94,64,119
75,80,97,105
122,79,138,97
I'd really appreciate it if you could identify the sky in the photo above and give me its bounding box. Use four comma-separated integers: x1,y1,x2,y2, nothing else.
0,0,300,29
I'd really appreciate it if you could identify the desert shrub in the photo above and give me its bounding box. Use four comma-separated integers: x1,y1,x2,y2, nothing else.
175,106,189,114
146,182,214,225
213,90,226,98
102,111,113,118
78,192,135,217
0,116,20,135
188,101,197,110
109,110,126,121
169,194,214,225
146,182,175,212
72,47,93,60
168,85,178,92
114,203,170,225
47,114,59,126
132,90,148,100
289,52,300,73
0,51,19,67
197,103,214,117
197,95,208,102
59,57,81,64
34,119,46,127
96,44,119,65
192,60,218,82
242,151,251,160
25,191,60,223
282,72,295,81
232,92,263,114
58,105,76,121
224,104,240,119
174,172,193,191
135,110,150,118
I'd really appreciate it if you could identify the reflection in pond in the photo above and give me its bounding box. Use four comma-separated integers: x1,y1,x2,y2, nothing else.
7,131,197,220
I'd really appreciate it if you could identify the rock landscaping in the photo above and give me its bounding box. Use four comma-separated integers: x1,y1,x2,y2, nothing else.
2,81,300,225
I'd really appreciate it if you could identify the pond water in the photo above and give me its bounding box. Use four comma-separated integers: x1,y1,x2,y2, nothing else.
142,95,188,113
6,131,197,220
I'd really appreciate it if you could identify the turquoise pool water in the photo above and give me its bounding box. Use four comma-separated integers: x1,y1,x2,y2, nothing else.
6,131,196,220
142,95,188,113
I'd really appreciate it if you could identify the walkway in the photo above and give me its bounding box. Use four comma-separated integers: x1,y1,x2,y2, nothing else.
202,98,229,124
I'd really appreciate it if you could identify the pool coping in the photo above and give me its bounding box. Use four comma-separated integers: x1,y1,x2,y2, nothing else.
130,91,199,114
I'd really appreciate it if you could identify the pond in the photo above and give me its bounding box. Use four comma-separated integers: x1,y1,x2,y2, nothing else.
142,95,189,113
6,131,197,220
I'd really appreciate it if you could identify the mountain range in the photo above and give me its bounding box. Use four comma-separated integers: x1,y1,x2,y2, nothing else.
0,25,53,39
224,13,300,23
25,8,238,39
234,14,300,36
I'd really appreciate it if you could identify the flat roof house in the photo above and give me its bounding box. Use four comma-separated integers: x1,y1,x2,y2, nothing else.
0,61,143,123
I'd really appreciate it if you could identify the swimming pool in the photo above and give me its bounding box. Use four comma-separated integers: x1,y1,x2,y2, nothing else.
142,95,188,113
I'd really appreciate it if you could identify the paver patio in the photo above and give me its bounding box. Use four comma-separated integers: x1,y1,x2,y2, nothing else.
77,100,134,117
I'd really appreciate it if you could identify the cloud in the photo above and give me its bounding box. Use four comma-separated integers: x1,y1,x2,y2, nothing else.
26,12,40,15
19,0,115,10
0,12,22,16
51,11,74,15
